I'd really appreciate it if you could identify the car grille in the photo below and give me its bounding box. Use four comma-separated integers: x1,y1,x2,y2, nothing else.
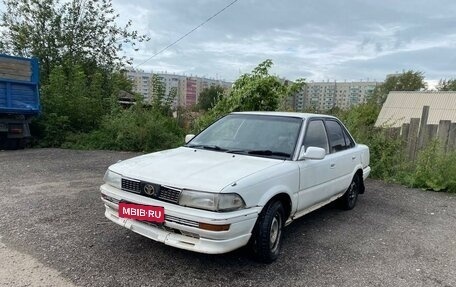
166,215,199,228
121,178,141,193
121,178,181,204
160,186,181,203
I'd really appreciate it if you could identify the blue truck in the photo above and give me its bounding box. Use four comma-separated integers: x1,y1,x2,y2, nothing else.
0,54,40,149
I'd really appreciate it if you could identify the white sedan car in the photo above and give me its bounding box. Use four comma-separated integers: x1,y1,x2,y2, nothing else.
101,112,370,263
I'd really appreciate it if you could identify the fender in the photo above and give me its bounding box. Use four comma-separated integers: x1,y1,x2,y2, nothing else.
256,184,296,211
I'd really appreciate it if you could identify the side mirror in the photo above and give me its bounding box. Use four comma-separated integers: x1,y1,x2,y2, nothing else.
298,146,326,160
185,134,195,144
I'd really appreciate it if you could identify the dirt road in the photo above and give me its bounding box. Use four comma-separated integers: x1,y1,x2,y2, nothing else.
1,148,455,286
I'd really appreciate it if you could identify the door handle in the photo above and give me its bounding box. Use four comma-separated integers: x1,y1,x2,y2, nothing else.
330,163,335,168
352,156,356,160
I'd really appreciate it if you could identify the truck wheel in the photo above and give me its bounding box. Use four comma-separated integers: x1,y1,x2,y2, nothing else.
339,174,361,210
4,138,26,150
6,138,18,150
0,134,6,149
251,200,285,263
17,139,26,149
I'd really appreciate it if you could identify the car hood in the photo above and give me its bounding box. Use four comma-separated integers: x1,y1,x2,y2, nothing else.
109,147,284,192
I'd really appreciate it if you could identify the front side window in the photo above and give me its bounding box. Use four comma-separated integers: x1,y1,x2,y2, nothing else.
303,120,329,154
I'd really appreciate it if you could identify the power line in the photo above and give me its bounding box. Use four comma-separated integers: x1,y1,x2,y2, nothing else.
134,0,240,69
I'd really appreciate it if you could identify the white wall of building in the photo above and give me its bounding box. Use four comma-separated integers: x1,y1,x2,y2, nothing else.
126,69,232,108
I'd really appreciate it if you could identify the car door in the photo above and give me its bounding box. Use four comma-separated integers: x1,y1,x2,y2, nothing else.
323,119,356,196
296,119,333,211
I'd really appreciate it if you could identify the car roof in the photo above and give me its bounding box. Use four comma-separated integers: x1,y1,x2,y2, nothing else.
231,111,336,120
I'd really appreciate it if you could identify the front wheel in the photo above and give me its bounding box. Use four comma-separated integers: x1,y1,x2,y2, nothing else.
339,175,361,210
251,201,285,263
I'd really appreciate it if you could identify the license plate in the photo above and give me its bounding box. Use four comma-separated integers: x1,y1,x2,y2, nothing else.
118,202,165,223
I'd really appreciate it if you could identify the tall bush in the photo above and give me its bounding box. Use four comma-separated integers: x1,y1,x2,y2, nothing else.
34,63,129,147
409,141,456,192
330,103,405,179
64,105,184,152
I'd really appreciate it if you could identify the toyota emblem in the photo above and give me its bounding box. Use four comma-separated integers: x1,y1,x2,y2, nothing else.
143,184,156,196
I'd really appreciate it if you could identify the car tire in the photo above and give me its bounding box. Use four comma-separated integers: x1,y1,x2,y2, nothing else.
251,200,285,263
339,174,361,210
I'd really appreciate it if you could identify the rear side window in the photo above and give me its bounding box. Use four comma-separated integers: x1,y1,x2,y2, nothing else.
303,120,329,154
325,120,349,153
343,129,355,148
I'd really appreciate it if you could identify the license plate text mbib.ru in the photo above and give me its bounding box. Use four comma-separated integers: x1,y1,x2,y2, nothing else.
118,202,165,223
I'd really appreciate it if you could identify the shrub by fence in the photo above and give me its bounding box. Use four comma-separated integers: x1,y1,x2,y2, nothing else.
385,106,456,161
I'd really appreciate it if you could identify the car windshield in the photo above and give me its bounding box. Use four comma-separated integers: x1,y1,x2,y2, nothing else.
186,114,303,159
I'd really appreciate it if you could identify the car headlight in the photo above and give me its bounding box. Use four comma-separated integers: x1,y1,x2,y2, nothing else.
103,170,121,189
179,190,245,212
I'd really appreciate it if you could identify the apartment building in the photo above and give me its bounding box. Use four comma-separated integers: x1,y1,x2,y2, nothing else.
294,81,381,111
126,69,153,99
126,69,232,108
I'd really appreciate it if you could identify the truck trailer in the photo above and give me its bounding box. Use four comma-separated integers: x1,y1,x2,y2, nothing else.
0,54,40,149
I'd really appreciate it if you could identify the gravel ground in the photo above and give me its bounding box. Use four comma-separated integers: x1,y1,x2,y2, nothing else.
0,148,455,287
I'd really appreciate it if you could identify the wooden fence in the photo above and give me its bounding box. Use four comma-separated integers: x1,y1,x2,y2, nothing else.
385,106,456,161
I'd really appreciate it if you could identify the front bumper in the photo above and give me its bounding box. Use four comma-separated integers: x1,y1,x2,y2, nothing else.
100,184,260,254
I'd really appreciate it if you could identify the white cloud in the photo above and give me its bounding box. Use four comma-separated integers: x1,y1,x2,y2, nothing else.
112,0,456,83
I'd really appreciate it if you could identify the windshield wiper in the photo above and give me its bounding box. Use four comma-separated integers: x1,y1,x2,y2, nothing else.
226,149,249,154
186,144,227,151
248,150,291,157
227,149,290,158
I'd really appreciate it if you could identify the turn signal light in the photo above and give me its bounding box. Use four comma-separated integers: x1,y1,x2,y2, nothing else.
199,222,230,231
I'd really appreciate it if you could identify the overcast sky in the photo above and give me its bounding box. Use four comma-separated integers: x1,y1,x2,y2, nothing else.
114,0,456,85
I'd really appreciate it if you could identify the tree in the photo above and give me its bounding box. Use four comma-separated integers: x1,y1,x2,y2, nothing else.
197,85,225,111
150,74,176,116
372,70,427,104
0,0,149,81
193,60,306,131
1,0,148,147
221,59,305,113
226,59,286,112
437,79,456,91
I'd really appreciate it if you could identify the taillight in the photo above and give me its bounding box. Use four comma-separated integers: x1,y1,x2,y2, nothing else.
8,124,23,134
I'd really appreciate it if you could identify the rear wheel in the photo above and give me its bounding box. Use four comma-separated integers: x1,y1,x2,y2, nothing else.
251,200,285,263
339,175,361,210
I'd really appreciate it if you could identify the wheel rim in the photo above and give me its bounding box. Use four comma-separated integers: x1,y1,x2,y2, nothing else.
348,180,358,206
269,213,282,252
